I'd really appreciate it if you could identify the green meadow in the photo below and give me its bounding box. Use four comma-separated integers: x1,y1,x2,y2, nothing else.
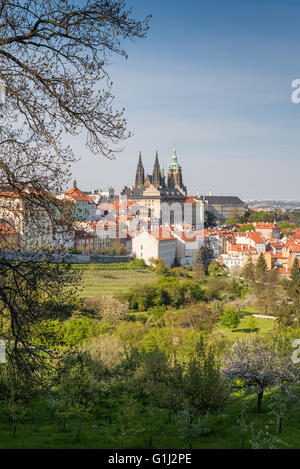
72,263,157,298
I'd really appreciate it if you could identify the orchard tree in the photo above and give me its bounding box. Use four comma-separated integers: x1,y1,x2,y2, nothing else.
146,357,185,424
112,392,144,449
183,336,230,417
0,0,149,378
84,296,129,325
268,384,296,434
132,348,169,398
55,352,99,442
178,303,218,332
222,337,299,413
80,334,126,375
176,401,211,450
0,357,35,437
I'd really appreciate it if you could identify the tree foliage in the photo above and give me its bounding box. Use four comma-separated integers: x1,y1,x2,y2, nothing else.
223,337,299,413
182,337,230,417
220,310,240,330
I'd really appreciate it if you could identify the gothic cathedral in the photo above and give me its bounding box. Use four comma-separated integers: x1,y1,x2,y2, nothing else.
121,148,187,224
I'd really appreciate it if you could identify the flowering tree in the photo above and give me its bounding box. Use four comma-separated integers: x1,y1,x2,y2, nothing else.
222,337,299,412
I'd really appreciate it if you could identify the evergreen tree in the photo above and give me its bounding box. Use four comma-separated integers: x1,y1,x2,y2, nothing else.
291,257,300,282
289,258,300,307
242,257,256,283
255,253,267,281
205,211,217,228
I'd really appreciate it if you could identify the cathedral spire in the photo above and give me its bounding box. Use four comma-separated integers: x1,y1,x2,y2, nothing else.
168,146,181,170
135,152,145,188
152,151,161,187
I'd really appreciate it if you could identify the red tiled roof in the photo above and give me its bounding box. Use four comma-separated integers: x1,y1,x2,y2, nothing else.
272,252,289,259
66,186,93,202
228,244,256,253
113,200,136,210
254,222,279,229
149,227,176,241
249,232,265,244
185,198,198,204
174,231,197,242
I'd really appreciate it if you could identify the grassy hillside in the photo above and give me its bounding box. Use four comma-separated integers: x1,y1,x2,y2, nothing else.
73,263,157,297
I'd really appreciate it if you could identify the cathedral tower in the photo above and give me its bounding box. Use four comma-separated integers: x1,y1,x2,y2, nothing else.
152,151,162,187
135,152,145,188
166,147,185,194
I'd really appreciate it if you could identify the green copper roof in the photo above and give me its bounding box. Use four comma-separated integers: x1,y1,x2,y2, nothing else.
168,147,181,170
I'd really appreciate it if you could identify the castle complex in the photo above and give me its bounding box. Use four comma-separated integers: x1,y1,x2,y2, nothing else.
121,148,246,228
121,148,187,224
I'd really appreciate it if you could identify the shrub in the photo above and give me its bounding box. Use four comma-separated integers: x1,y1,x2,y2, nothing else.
122,278,204,311
130,258,147,269
83,296,129,324
63,317,102,347
220,310,240,330
81,335,125,373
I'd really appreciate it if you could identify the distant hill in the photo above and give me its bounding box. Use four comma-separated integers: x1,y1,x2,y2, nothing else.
244,200,300,211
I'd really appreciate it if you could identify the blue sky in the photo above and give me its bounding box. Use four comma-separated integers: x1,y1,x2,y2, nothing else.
71,0,300,199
